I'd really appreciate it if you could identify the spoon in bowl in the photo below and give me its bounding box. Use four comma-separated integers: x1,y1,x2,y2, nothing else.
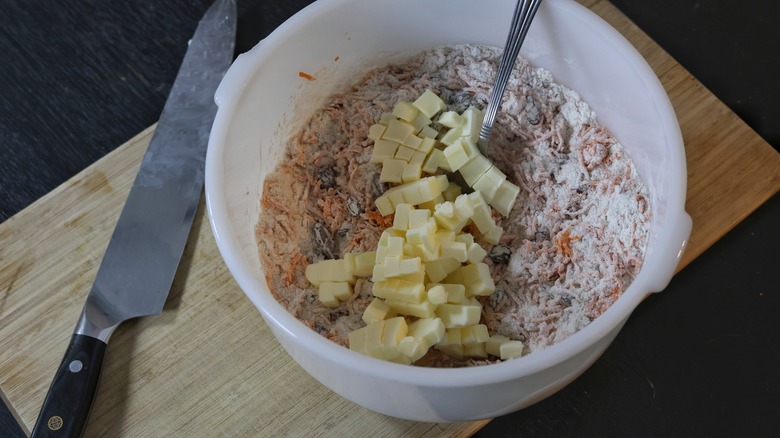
478,0,543,155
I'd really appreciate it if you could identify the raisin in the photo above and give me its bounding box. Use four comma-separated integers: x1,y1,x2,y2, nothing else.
560,293,573,307
488,287,505,309
346,196,362,216
371,174,386,197
311,221,336,259
314,322,329,335
488,244,512,264
317,166,336,189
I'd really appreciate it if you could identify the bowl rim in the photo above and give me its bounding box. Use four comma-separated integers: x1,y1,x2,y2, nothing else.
205,0,689,388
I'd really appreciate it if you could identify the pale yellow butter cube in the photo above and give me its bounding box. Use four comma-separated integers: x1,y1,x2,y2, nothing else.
486,334,510,357
406,219,437,252
435,303,482,328
500,340,525,360
412,89,446,118
437,110,465,128
461,324,490,345
442,181,462,201
441,283,466,303
367,123,386,140
392,203,412,231
491,180,520,216
472,172,501,202
464,342,488,359
394,144,415,162
402,132,423,150
461,137,480,159
409,150,427,166
421,149,443,174
380,316,409,358
408,317,445,346
439,126,463,146
387,236,404,257
375,194,394,216
384,257,423,279
353,251,377,277
441,241,468,262
383,119,415,143
388,354,412,365
385,298,436,318
410,111,433,133
321,281,352,302
424,257,461,283
412,243,439,262
418,137,437,154
377,278,426,303
305,259,355,286
419,125,439,139
398,336,427,362
417,194,444,212
461,106,484,141
435,229,456,248
408,208,431,229
380,158,405,183
466,242,488,264
454,232,475,245
364,321,385,358
459,154,492,186
370,138,399,163
387,189,406,209
426,284,448,305
392,101,419,122
443,139,470,171
317,283,341,308
401,163,422,183
435,328,464,358
362,298,394,324
348,325,368,353
470,202,496,235
459,262,495,297
483,225,503,245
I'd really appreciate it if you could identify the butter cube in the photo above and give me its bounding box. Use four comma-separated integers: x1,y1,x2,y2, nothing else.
385,299,436,318
398,336,427,362
317,282,341,308
419,125,439,139
412,242,439,262
459,262,495,296
322,281,352,301
380,317,409,358
367,123,386,140
383,119,415,143
435,303,482,328
424,257,461,283
466,242,488,264
408,317,446,346
464,343,488,359
500,340,524,360
442,181,462,202
380,158,405,183
417,194,444,212
461,106,484,141
402,133,423,150
459,154,492,186
454,232,474,245
441,283,467,303
364,321,385,358
392,101,419,122
348,325,368,353
394,145,415,162
409,150,427,166
470,202,495,235
305,259,355,286
439,126,463,146
386,257,423,279
402,163,422,183
443,139,470,171
352,251,377,277
491,180,520,216
387,236,404,257
437,111,465,128
393,203,412,231
472,165,506,202
374,278,426,303
418,137,437,154
406,219,437,252
362,298,394,324
408,208,432,229
410,111,433,133
426,284,448,305
461,324,490,345
486,334,510,357
379,112,397,124
422,148,443,174
435,328,464,358
374,194,394,216
483,225,503,245
441,241,468,262
371,138,399,163
412,89,446,118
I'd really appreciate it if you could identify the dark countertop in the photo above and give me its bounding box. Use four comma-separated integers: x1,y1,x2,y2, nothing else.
1,0,777,436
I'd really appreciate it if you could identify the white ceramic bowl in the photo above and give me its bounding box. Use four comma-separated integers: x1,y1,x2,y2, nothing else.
205,0,692,422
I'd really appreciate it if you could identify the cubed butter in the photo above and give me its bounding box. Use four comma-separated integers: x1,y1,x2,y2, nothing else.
435,303,482,328
383,119,415,143
426,284,448,305
392,101,419,122
412,89,446,118
380,158,405,183
362,298,394,324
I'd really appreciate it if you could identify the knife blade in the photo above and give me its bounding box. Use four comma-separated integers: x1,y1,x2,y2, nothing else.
30,1,236,436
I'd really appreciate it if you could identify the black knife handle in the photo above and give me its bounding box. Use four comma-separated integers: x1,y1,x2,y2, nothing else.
30,334,107,438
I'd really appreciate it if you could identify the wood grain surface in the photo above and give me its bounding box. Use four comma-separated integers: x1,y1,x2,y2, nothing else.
1,1,778,436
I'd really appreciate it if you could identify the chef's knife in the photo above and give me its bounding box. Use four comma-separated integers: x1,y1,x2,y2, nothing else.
30,1,236,436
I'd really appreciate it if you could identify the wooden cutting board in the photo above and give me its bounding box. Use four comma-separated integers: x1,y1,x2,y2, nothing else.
1,1,778,436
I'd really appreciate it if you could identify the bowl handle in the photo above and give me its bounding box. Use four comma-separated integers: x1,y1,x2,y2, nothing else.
214,40,267,108
648,211,693,293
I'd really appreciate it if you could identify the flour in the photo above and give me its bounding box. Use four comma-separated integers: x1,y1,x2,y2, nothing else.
256,44,651,365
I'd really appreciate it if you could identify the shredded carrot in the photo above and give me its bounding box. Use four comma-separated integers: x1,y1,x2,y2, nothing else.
366,209,394,228
283,251,308,287
554,229,580,257
298,71,315,80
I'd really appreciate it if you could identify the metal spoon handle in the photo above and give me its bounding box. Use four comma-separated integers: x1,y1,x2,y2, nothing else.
478,0,543,154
